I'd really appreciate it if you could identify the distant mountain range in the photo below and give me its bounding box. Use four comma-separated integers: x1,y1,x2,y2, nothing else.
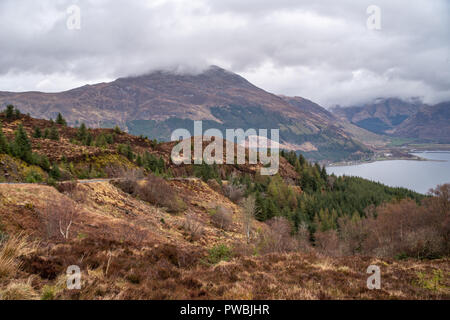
331,98,424,134
392,101,450,143
1,66,448,160
0,66,371,161
332,98,450,144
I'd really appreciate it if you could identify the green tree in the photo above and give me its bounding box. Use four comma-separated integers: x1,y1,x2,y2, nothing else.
55,113,67,126
77,123,87,142
39,155,51,171
5,105,15,119
43,128,50,139
49,126,59,141
33,127,42,138
85,133,93,146
49,163,61,180
11,124,32,162
0,123,9,154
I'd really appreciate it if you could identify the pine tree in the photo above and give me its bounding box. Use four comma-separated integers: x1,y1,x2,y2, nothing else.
0,123,9,154
12,124,32,161
49,126,59,141
5,105,14,119
320,165,327,181
43,128,50,139
55,113,67,126
124,144,133,160
49,163,61,180
136,154,143,167
33,127,42,138
77,123,87,142
39,155,51,171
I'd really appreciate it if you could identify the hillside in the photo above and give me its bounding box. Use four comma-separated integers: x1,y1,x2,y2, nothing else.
392,102,450,143
332,98,424,134
1,181,448,300
0,66,370,162
0,110,449,300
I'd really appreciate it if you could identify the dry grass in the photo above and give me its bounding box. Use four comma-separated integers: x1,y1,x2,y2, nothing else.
182,213,204,241
0,232,38,279
0,278,38,300
210,206,233,231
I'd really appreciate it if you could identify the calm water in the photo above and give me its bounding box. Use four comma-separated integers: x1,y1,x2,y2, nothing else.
327,152,450,194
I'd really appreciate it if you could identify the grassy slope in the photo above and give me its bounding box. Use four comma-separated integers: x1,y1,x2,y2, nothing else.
0,181,448,300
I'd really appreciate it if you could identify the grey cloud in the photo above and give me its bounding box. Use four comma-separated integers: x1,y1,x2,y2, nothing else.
0,0,448,106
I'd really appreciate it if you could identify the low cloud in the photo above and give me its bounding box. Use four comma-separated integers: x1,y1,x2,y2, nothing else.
0,0,449,106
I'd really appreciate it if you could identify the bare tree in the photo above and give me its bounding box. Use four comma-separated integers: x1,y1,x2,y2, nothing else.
182,213,204,241
210,206,233,230
241,196,256,243
40,201,79,240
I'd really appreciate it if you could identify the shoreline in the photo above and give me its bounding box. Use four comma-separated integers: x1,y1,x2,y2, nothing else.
328,151,448,167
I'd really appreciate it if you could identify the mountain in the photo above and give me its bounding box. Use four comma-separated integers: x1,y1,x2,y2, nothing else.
0,66,370,161
332,98,424,134
392,102,450,143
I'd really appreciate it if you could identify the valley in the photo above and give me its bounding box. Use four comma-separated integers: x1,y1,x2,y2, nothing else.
0,107,448,300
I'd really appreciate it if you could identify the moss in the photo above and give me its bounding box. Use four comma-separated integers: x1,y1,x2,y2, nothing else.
207,244,233,265
72,154,138,179
0,154,47,182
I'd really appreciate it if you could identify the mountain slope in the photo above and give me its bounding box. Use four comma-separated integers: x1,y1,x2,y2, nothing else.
392,102,450,143
0,66,370,161
332,98,424,134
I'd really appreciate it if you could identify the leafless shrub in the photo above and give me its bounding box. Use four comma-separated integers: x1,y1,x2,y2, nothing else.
138,175,186,213
337,214,369,256
363,198,447,258
210,206,233,231
223,183,245,203
182,213,204,241
114,178,137,194
119,221,150,246
314,229,341,257
39,201,80,240
296,222,312,251
114,173,186,213
207,179,222,194
112,167,144,194
55,180,78,194
241,196,256,243
327,191,450,258
258,217,299,254
105,166,144,179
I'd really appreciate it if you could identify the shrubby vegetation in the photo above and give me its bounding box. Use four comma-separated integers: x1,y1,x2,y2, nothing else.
0,111,56,179
114,172,186,214
221,150,446,259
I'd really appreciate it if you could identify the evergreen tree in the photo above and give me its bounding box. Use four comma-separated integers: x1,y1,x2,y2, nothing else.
33,127,42,138
77,123,87,142
49,126,59,140
320,165,327,181
49,163,61,180
5,105,15,119
0,123,9,154
11,124,32,162
43,128,50,139
39,155,51,171
85,133,93,146
55,113,67,126
136,154,143,167
124,144,133,160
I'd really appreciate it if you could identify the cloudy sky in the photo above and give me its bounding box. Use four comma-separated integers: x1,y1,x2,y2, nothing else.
0,0,449,107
